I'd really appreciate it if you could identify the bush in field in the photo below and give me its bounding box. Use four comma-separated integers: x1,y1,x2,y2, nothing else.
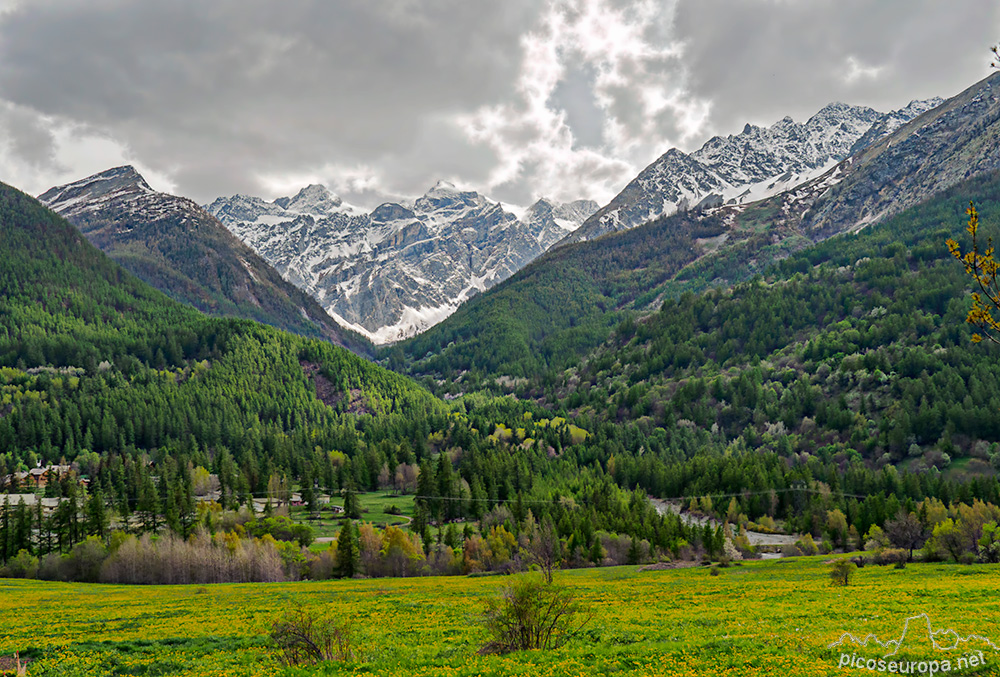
270,606,359,665
478,575,590,655
829,558,857,586
65,536,109,582
869,548,908,567
782,533,819,557
0,549,37,578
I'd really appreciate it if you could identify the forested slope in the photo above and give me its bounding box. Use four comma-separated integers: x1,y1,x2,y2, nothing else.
0,182,694,566
0,180,441,493
551,172,1000,481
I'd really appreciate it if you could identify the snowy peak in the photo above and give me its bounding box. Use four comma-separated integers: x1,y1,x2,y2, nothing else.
370,202,416,223
208,184,597,343
38,165,154,217
522,198,599,245
274,184,343,216
205,183,356,228
428,179,458,194
564,96,946,244
204,193,286,225
848,97,946,155
555,199,601,223
523,197,599,225
414,180,488,214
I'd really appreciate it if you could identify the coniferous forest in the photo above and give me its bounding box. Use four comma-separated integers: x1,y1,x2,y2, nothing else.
4,168,1000,583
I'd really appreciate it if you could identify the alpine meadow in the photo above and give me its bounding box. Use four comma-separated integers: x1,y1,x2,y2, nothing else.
3,4,1000,676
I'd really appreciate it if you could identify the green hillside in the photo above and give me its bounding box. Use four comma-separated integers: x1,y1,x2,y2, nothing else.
0,179,441,497
379,173,1000,538
6,173,1000,584
0,182,695,566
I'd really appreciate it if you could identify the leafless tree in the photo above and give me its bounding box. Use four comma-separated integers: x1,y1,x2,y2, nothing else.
885,510,926,562
478,575,589,655
526,516,562,583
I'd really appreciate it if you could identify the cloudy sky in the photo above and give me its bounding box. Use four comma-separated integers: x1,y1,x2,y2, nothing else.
0,0,996,209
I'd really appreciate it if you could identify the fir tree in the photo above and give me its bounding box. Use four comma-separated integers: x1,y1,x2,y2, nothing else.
336,519,359,578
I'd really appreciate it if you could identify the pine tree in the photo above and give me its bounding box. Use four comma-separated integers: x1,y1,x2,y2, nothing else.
85,490,109,541
137,471,160,532
302,464,317,515
35,498,48,557
436,454,455,519
0,496,10,562
336,519,359,578
416,458,436,517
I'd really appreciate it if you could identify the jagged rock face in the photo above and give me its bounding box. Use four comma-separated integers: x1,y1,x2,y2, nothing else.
563,98,945,245
38,166,370,355
207,182,596,343
521,198,601,247
799,77,999,237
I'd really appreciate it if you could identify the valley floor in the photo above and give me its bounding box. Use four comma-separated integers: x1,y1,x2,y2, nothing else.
4,559,1000,676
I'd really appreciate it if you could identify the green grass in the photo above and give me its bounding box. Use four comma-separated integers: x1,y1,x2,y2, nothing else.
292,493,417,545
4,558,1000,675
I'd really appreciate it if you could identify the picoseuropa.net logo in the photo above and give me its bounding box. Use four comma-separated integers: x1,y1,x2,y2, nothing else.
829,613,999,675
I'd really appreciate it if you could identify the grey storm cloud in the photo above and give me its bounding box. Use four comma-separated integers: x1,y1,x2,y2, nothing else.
673,0,1000,142
0,0,540,201
0,0,995,208
0,102,60,170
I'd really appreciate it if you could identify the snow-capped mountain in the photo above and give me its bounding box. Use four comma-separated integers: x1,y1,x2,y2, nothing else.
563,97,944,245
39,166,371,355
206,184,596,344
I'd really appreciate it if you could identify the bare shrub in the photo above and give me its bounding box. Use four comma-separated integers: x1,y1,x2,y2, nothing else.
270,606,359,665
100,531,284,584
478,575,590,655
869,548,907,567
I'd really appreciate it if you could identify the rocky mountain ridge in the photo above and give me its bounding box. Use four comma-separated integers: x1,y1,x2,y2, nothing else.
39,166,371,355
207,183,597,343
563,96,944,245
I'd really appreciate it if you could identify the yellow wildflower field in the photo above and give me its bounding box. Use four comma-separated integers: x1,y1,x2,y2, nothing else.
2,558,1000,676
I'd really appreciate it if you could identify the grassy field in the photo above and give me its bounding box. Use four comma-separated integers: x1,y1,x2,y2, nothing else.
3,558,1000,676
293,493,416,545
291,493,467,553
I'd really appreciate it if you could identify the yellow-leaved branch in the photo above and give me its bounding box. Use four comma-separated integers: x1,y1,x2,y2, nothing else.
947,202,1000,344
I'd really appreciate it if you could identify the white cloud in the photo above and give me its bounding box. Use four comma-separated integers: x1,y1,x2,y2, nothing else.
457,0,710,206
842,55,885,84
0,103,174,196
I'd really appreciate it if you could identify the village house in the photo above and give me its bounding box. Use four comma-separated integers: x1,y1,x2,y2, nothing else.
2,464,73,491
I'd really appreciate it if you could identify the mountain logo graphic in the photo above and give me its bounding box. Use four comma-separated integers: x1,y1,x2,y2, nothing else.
829,613,999,674
827,613,1000,658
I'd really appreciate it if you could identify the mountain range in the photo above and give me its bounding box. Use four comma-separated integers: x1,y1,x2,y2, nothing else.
38,166,371,355
5,64,1000,596
206,183,597,343
397,72,1000,385
30,74,998,367
210,94,942,344
563,97,943,245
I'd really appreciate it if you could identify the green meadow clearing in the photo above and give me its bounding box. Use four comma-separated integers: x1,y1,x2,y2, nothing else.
2,559,1000,676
